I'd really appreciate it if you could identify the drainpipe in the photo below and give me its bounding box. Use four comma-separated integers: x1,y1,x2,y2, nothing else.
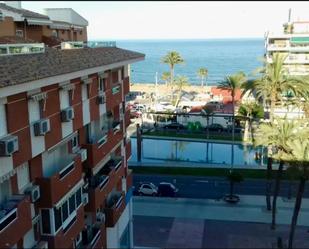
136,123,142,162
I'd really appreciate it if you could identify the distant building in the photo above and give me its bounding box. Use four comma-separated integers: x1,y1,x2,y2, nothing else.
265,19,309,76
0,1,88,47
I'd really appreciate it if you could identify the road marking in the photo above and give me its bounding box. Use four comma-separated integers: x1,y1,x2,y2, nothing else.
195,180,209,183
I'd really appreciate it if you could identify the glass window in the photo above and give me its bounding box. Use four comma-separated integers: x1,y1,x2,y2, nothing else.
99,78,105,92
69,195,76,214
76,188,82,207
54,207,62,232
71,134,79,152
16,30,23,37
62,201,69,222
41,209,51,234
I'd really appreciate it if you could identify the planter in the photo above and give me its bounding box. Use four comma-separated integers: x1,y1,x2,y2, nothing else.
223,194,240,203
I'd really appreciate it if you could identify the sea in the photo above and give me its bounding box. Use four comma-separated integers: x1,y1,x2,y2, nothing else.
113,38,265,85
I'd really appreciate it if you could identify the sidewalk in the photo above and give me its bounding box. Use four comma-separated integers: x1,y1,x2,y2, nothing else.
133,195,309,226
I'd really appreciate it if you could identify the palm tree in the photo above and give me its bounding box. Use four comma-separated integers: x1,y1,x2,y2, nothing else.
238,102,264,142
202,104,215,139
224,171,244,203
197,67,208,87
283,136,309,249
161,71,171,86
218,72,247,167
245,53,308,122
174,75,189,107
255,118,300,229
161,51,185,100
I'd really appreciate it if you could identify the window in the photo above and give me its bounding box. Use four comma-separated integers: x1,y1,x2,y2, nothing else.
54,207,62,232
76,188,82,207
79,30,82,35
61,201,69,222
99,77,105,92
52,30,58,38
0,11,3,22
16,29,23,37
41,209,51,234
69,195,76,214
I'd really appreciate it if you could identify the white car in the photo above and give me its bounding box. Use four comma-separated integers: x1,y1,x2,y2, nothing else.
137,182,158,196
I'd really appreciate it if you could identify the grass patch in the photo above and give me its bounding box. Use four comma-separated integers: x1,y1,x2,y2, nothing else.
142,130,243,142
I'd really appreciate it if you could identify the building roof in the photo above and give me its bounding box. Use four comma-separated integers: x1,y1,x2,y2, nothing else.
0,47,145,88
0,3,50,20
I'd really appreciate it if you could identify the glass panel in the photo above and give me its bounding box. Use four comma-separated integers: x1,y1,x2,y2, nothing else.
41,209,51,234
69,195,76,214
62,201,68,222
54,207,62,232
76,188,82,207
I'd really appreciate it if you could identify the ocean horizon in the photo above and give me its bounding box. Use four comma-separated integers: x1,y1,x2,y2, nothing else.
95,38,265,85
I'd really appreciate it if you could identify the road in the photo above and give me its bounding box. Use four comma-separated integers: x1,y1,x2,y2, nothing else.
133,174,309,199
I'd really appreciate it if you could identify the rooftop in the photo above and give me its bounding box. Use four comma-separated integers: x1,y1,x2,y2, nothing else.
0,47,145,88
0,3,49,20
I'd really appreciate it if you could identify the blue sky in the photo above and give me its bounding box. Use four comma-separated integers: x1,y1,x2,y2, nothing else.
15,1,309,40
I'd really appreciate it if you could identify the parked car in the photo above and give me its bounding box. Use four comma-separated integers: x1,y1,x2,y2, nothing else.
137,182,158,196
157,182,178,197
163,123,185,130
205,123,224,132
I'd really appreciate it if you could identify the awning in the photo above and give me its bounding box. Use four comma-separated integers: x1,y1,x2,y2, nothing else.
290,37,309,43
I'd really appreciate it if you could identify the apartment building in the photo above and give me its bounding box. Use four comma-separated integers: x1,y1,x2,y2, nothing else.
0,42,144,248
265,20,309,75
0,1,88,46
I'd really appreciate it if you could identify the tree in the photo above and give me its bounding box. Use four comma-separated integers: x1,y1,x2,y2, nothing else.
238,102,264,142
255,118,300,230
197,67,208,88
202,104,215,139
174,75,189,107
245,53,308,122
161,71,171,86
161,51,185,100
218,72,247,166
283,136,309,249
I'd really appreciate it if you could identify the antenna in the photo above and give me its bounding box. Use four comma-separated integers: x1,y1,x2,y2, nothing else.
288,8,291,22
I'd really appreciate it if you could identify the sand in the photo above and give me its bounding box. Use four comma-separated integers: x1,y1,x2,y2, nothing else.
130,83,213,96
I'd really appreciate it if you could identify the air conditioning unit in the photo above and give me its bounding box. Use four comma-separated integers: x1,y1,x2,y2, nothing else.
24,185,40,202
0,135,19,156
35,241,48,249
96,212,105,223
61,107,74,122
78,148,87,162
82,193,89,205
33,119,50,136
97,94,105,104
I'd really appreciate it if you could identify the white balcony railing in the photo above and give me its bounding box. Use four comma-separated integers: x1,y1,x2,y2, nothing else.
0,43,45,56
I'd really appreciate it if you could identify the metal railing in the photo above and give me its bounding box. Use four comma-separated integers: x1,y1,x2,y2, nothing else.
0,43,45,56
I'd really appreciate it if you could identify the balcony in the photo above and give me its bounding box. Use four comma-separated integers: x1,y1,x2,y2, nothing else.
86,165,116,212
36,155,83,207
126,169,133,190
82,127,123,169
125,108,131,128
104,192,126,227
79,223,106,249
0,195,32,248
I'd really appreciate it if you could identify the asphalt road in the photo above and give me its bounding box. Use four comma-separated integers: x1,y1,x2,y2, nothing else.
133,174,309,199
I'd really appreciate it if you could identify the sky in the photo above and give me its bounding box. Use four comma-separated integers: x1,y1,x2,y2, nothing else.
10,1,309,40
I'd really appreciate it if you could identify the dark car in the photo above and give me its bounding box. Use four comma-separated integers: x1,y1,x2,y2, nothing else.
157,182,178,197
163,123,185,130
205,123,225,132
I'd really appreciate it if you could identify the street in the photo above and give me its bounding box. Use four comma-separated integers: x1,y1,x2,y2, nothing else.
133,174,309,199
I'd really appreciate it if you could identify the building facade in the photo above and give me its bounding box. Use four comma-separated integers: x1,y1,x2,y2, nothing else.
0,2,88,46
265,21,309,75
0,43,144,248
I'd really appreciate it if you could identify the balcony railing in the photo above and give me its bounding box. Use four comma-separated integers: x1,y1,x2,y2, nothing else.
0,195,32,248
104,192,125,227
0,43,45,56
89,174,110,191
106,157,122,172
44,154,76,178
80,224,101,249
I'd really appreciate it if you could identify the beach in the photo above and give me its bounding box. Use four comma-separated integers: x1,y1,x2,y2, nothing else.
130,83,212,96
